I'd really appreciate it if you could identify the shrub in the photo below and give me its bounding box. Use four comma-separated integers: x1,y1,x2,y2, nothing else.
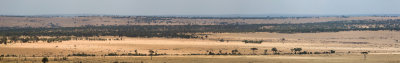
62,57,68,60
42,57,49,63
243,40,263,44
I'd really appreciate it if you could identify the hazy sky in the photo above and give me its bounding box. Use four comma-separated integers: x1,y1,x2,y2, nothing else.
0,0,399,15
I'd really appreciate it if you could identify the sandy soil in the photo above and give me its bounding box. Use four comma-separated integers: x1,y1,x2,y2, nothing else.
0,31,399,56
1,31,400,63
1,54,400,63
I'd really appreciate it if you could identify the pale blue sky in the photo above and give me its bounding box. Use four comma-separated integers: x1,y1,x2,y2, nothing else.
0,0,399,15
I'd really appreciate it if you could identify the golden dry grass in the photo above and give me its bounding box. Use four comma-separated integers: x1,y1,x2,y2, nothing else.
1,31,400,63
1,54,400,63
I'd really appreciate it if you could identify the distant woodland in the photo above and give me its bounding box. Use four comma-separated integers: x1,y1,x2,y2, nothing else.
0,19,399,38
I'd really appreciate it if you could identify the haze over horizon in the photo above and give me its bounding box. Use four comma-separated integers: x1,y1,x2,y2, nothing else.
1,0,400,16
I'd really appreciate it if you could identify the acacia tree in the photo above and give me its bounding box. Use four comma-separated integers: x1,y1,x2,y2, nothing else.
330,50,336,53
148,50,154,60
31,36,40,42
134,50,138,55
264,49,268,55
231,49,239,55
9,36,19,43
218,50,223,54
250,48,258,55
42,57,49,63
361,52,368,60
1,37,7,45
293,48,302,54
21,38,29,43
207,50,215,55
290,49,295,54
271,47,278,54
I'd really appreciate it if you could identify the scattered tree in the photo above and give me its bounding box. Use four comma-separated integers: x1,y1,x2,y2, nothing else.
272,47,278,54
250,48,258,55
330,50,336,53
21,38,29,43
9,36,19,43
361,52,368,60
293,48,302,54
219,39,225,42
0,37,7,45
207,50,215,55
134,50,138,55
231,49,239,55
290,49,294,54
62,57,68,60
31,36,40,42
264,49,268,55
242,40,263,44
218,50,223,54
149,50,155,60
42,57,49,63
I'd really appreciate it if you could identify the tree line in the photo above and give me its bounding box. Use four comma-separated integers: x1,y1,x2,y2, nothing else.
65,47,337,57
0,19,399,38
0,36,72,45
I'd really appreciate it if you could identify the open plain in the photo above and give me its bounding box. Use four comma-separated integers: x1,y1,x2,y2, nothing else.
1,31,400,63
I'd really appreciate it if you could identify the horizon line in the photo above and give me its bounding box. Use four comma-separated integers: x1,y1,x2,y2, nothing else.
1,14,400,17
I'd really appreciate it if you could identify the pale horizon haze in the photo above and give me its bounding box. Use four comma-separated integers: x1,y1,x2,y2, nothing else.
1,0,400,16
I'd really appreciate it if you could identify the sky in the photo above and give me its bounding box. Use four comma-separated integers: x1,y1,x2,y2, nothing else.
0,0,400,16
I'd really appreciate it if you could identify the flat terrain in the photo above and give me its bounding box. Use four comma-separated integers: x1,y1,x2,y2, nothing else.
1,16,400,27
1,54,400,63
1,31,400,63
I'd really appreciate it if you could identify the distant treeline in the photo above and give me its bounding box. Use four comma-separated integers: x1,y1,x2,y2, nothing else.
0,36,72,45
266,19,400,33
0,25,266,38
0,19,399,38
131,16,314,19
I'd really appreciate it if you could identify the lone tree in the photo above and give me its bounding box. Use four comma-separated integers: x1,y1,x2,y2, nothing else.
264,49,268,55
31,36,40,42
271,47,278,54
207,50,215,55
281,38,286,44
219,39,225,42
42,57,49,63
21,38,29,43
0,37,7,45
330,50,336,53
250,48,258,55
290,49,295,54
231,49,239,55
218,50,223,54
9,36,19,43
293,48,302,54
149,50,155,60
361,52,368,60
134,50,138,55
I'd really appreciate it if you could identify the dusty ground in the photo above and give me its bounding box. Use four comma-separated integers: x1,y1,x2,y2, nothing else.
1,31,400,63
1,54,400,63
207,30,400,53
